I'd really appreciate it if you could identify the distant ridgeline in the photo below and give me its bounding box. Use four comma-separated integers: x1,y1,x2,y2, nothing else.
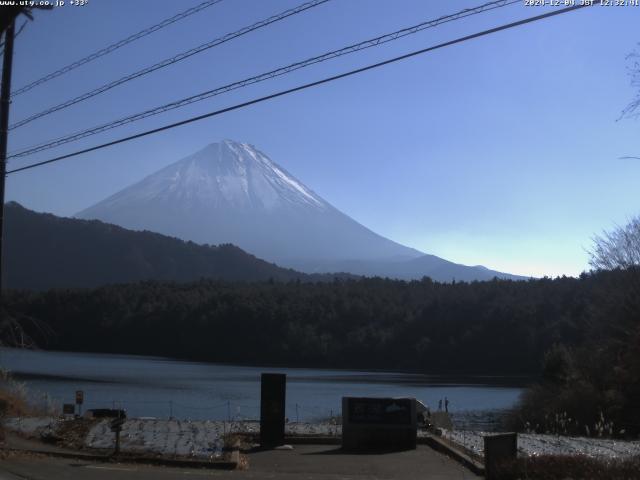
3,201,521,290
4,268,635,376
2,202,348,290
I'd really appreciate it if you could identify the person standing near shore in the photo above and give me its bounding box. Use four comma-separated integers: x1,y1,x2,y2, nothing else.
444,397,449,413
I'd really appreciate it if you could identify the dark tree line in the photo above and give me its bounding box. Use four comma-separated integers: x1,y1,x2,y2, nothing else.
0,274,600,374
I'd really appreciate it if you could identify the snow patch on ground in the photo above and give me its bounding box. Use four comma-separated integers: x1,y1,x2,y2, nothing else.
441,429,640,459
2,417,341,459
3,417,61,436
85,419,224,458
84,419,341,458
6,417,639,461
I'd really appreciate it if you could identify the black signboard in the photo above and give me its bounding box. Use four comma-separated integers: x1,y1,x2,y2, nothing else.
484,433,517,480
347,397,413,425
62,403,75,415
260,373,286,447
342,397,417,451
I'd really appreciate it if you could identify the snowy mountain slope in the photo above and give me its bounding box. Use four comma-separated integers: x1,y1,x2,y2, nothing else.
77,140,524,281
77,140,423,265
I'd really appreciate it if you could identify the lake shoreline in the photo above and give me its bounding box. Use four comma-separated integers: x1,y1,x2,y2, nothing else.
1,347,536,387
1,348,526,431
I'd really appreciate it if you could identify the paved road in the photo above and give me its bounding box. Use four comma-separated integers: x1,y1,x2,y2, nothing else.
0,445,479,479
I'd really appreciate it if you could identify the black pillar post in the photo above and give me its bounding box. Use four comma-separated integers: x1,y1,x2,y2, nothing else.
260,373,286,448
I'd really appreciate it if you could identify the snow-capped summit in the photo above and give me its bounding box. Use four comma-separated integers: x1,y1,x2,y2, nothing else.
94,140,326,213
161,140,327,211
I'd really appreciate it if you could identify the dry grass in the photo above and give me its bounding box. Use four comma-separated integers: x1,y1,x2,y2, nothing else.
492,454,640,480
52,418,100,450
0,389,33,418
0,368,57,418
1,368,51,445
0,370,34,418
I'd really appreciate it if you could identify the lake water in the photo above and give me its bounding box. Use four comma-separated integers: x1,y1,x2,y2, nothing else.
0,348,527,430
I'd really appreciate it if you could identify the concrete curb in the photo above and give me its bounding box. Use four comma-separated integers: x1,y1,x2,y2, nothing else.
423,435,485,476
3,447,240,470
237,432,342,446
285,436,341,445
3,447,107,462
240,430,483,477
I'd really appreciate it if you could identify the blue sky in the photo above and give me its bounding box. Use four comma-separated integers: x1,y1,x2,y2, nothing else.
5,0,639,278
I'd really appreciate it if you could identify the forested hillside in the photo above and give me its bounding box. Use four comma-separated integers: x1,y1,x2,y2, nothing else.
2,202,338,289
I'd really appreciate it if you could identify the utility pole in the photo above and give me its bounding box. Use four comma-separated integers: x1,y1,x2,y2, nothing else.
0,20,15,295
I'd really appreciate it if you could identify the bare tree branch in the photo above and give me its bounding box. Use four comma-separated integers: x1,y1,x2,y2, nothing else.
0,309,54,349
619,45,640,120
589,216,640,271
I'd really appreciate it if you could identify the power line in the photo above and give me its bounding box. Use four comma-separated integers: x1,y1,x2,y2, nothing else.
6,2,594,176
8,0,519,159
10,0,225,97
9,0,331,130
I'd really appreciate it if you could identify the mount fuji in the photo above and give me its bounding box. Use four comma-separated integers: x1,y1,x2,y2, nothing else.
77,140,523,281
